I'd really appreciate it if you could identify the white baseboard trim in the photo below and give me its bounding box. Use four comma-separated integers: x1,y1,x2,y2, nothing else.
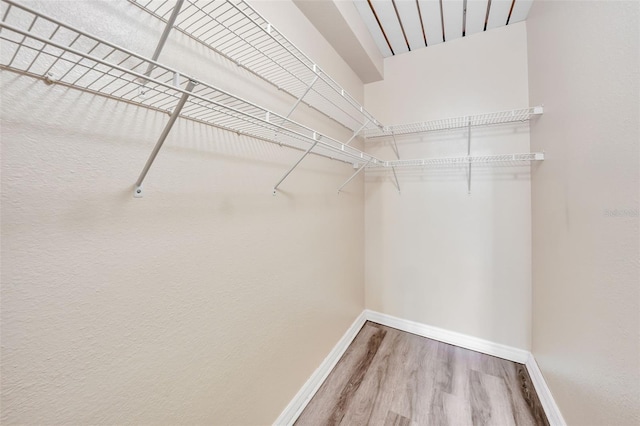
365,310,565,425
274,309,565,426
364,310,530,363
525,353,567,426
272,311,368,426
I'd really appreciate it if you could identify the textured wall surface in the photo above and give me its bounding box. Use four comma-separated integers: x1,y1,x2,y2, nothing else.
527,1,640,425
0,0,365,424
363,23,533,350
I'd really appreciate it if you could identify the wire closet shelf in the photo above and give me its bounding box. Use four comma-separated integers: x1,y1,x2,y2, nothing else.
0,0,385,169
128,0,382,135
385,152,544,168
364,106,544,139
0,0,545,196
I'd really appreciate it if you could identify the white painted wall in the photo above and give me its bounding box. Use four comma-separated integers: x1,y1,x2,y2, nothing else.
0,0,366,424
292,0,385,83
5,0,638,423
364,23,533,350
527,2,640,424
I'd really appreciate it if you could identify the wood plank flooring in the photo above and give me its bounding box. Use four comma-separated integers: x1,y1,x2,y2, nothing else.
295,322,548,426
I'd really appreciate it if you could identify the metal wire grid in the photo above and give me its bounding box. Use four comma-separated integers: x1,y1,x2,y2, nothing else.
364,107,543,139
377,153,545,168
0,0,544,178
128,0,382,134
0,0,386,167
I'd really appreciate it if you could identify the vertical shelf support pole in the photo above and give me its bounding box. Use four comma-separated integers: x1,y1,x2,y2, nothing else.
338,159,371,193
140,0,185,82
133,79,196,198
273,133,320,194
467,118,472,194
345,119,370,146
391,166,400,194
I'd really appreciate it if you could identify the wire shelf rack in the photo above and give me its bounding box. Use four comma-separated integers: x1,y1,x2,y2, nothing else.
364,107,544,139
376,152,545,168
0,0,385,169
128,0,383,135
0,0,545,195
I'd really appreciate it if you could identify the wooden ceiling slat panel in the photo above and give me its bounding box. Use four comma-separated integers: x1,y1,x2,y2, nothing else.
353,0,531,57
371,0,411,54
395,0,427,50
442,0,465,42
486,0,512,29
353,0,394,57
465,0,489,36
418,0,444,46
509,0,533,23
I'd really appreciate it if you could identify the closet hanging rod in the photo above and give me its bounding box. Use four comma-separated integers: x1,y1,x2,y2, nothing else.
128,0,383,134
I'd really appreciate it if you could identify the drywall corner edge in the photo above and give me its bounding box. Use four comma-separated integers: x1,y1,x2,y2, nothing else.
272,311,368,426
525,353,568,426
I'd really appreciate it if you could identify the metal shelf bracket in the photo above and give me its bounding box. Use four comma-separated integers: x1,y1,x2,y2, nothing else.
273,132,320,195
138,0,184,85
337,159,370,193
284,74,318,119
345,119,370,146
133,79,197,198
390,131,400,160
391,166,400,194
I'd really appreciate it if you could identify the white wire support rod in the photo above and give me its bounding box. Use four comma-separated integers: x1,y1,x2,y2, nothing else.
390,132,400,159
0,1,385,169
391,166,400,194
381,152,545,168
134,79,197,197
337,159,370,193
365,106,544,139
272,135,319,194
284,74,318,119
345,119,369,146
127,0,383,134
141,0,184,81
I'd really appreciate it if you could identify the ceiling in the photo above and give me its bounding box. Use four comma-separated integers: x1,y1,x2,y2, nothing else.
353,0,534,57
